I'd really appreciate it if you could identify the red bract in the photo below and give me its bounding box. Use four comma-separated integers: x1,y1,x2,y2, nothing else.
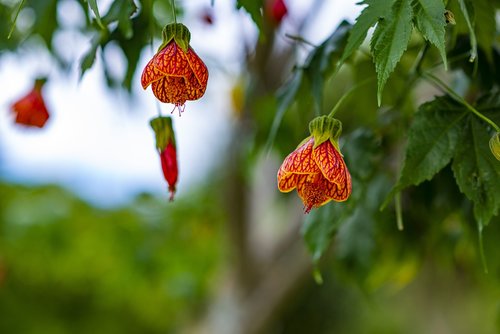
277,116,352,213
160,142,178,200
266,0,288,25
11,79,49,128
151,116,179,201
141,23,208,115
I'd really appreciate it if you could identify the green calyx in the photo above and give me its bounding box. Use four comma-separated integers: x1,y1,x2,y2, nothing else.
308,115,343,151
150,116,176,151
34,77,48,90
159,23,191,53
490,132,500,161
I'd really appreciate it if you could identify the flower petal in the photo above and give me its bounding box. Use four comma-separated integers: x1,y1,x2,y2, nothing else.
141,57,165,89
185,48,209,97
151,76,188,104
321,171,351,202
312,140,345,183
277,137,321,193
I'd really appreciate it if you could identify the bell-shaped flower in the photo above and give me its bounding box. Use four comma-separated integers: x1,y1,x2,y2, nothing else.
141,23,209,114
10,78,49,128
277,116,352,213
150,116,179,200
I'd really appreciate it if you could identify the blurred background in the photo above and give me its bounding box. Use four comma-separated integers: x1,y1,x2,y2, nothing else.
1,0,500,333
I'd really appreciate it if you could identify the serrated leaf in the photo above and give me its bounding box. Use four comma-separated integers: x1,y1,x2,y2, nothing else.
340,0,395,65
452,116,500,226
371,0,413,105
413,0,447,69
236,0,263,32
102,0,137,39
304,21,351,114
396,96,467,190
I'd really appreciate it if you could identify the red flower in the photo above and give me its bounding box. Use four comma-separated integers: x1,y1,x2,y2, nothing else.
150,116,178,201
266,0,288,25
141,23,208,114
277,116,352,213
11,78,49,128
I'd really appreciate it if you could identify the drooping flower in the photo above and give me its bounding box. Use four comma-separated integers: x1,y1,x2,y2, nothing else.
141,23,209,114
490,132,500,161
265,0,288,25
277,116,352,213
150,116,178,201
10,78,49,128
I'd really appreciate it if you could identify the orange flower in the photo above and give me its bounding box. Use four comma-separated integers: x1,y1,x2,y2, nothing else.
141,23,208,114
11,78,49,128
277,116,351,213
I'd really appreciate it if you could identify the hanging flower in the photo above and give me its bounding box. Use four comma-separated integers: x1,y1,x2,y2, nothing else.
141,23,209,114
277,116,352,213
150,116,178,201
490,132,500,161
10,78,49,128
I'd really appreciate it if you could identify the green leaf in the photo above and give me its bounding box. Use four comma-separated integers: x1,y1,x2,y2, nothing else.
304,21,351,114
266,68,303,150
396,95,467,190
80,35,102,78
102,0,137,39
472,0,496,62
301,204,343,263
370,0,413,105
340,0,395,65
86,0,105,29
452,115,500,226
236,0,263,32
413,0,447,69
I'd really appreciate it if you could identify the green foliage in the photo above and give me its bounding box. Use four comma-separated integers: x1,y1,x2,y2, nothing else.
340,0,448,105
0,183,224,333
236,0,263,32
392,94,500,226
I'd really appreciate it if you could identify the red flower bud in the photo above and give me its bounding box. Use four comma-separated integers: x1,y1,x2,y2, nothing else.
277,116,351,213
150,116,178,200
10,78,50,128
141,23,209,115
266,0,288,25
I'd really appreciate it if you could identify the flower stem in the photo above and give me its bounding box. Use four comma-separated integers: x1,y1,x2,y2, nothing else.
171,0,177,24
328,77,375,118
8,0,26,39
422,72,500,132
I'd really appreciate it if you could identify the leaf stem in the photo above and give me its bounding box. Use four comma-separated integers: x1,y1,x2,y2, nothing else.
8,0,25,39
328,77,375,118
422,72,500,132
395,192,404,231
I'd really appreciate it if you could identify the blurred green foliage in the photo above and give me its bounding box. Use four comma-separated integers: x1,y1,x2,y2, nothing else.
0,182,224,333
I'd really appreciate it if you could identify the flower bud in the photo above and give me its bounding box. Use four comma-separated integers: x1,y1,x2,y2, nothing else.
490,132,500,161
150,116,178,200
10,78,50,128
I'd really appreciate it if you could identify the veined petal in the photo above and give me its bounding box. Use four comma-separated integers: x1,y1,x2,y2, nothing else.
279,138,320,174
151,76,188,104
312,140,345,183
153,42,191,77
321,171,351,202
141,57,165,89
185,47,209,96
278,173,299,192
